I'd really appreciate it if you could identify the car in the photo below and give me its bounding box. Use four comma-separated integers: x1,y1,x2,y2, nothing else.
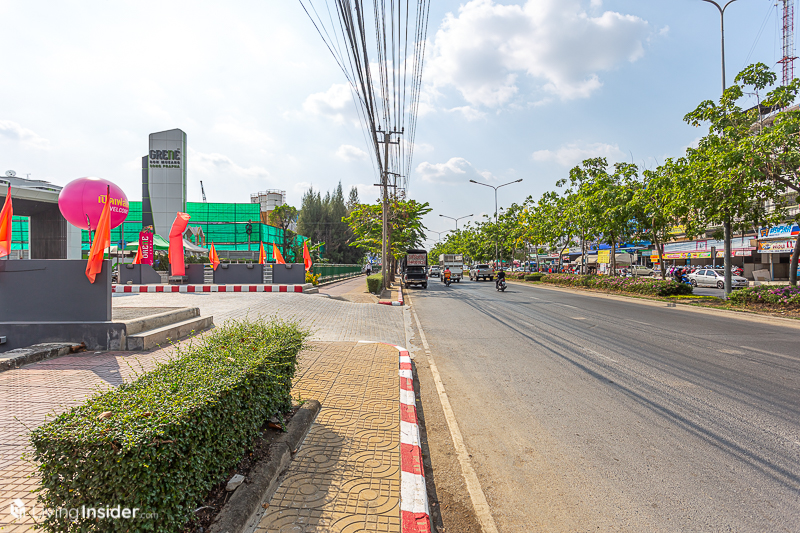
429,265,440,277
470,264,494,281
626,265,654,277
686,268,748,289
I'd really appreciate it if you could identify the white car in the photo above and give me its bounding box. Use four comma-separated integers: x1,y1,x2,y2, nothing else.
626,266,654,277
687,268,748,289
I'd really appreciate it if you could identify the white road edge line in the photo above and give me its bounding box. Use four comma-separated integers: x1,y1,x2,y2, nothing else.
409,301,500,533
583,347,618,363
741,346,799,362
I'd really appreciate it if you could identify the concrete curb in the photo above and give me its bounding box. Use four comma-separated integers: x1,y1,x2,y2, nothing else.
0,343,73,373
112,283,314,294
379,284,404,306
209,399,321,533
388,343,430,532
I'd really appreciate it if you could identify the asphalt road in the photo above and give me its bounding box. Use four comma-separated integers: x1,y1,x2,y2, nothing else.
405,278,800,532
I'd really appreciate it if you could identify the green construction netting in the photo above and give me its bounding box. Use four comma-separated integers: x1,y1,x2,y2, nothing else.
10,216,28,250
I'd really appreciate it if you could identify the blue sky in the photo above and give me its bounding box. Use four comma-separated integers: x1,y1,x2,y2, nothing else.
0,0,789,246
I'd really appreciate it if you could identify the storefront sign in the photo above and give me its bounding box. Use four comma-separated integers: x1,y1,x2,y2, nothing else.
139,231,154,266
757,240,795,253
598,250,610,264
714,250,752,257
759,224,799,239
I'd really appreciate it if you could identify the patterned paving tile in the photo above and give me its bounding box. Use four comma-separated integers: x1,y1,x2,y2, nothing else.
257,342,400,533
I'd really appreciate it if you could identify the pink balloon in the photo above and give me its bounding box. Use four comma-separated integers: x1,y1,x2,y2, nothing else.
58,177,129,230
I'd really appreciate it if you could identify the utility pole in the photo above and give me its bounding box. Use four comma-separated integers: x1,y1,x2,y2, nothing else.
376,129,402,290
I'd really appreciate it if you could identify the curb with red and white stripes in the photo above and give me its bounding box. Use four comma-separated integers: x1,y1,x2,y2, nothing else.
379,285,404,306
394,344,431,533
111,284,312,294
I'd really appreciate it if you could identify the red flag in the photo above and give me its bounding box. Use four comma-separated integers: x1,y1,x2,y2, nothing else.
272,243,285,264
168,212,191,276
303,240,312,271
0,184,12,258
132,245,142,264
209,242,220,271
258,242,266,264
85,186,112,283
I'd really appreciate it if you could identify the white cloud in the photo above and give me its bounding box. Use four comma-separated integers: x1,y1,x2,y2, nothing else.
335,144,368,162
301,83,360,124
416,157,496,183
447,106,487,121
532,142,624,167
0,120,50,149
425,0,650,106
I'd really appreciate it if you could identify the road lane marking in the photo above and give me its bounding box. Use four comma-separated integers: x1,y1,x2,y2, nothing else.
409,300,500,533
571,317,586,320
583,347,618,363
741,346,799,362
560,304,578,309
630,320,651,326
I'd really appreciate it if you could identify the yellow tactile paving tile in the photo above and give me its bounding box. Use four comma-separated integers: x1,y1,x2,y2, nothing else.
257,341,401,533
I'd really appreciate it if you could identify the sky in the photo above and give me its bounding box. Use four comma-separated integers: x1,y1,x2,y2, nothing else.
0,0,791,248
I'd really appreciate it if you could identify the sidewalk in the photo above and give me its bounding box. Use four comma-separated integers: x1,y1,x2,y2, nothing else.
0,292,408,532
257,341,401,532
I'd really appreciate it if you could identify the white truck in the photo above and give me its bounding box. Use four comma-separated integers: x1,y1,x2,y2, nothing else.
439,253,464,283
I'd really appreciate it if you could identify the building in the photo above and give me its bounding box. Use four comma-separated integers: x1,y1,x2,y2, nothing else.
142,128,188,240
0,173,81,259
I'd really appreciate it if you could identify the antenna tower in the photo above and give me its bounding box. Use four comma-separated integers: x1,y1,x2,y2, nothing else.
779,0,797,86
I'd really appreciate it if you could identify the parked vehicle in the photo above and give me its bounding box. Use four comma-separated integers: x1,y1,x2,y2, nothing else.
439,254,464,282
401,249,428,289
627,265,654,277
687,268,748,289
429,265,440,278
470,264,494,281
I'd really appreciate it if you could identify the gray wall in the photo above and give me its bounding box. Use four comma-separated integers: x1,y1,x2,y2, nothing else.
118,264,162,285
213,263,264,284
0,259,111,321
272,263,306,285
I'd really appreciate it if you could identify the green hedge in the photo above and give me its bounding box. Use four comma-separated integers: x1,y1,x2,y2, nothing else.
367,274,383,294
728,284,800,306
524,273,546,281
30,318,308,532
541,273,692,296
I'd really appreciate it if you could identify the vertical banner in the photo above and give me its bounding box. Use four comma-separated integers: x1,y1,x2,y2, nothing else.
139,231,154,266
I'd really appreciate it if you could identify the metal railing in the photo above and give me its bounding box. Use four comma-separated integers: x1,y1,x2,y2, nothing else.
312,264,366,283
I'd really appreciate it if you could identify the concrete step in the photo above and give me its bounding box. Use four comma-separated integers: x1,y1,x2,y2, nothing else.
127,315,214,351
122,307,200,335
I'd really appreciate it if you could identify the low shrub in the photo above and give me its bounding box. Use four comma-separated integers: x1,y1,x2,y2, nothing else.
728,284,800,306
30,318,308,533
306,271,321,286
367,274,383,294
541,273,693,296
524,273,546,282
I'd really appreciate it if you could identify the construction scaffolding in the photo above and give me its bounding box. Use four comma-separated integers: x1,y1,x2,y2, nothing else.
78,201,306,261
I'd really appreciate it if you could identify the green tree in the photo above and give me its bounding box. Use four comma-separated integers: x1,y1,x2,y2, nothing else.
269,204,298,260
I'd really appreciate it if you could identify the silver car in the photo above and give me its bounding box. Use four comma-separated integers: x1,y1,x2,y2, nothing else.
687,268,748,289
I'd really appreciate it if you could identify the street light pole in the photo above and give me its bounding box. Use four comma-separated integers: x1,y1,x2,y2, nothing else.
469,179,523,268
702,0,738,297
430,230,450,242
439,214,472,231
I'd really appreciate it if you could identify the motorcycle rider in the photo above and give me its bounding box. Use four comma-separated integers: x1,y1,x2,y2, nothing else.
443,267,452,285
495,268,506,290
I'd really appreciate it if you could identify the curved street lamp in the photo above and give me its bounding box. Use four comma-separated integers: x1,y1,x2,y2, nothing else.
469,179,523,267
439,213,472,231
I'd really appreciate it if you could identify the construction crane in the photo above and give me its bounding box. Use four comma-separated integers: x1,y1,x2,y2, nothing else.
778,0,797,86
200,180,207,202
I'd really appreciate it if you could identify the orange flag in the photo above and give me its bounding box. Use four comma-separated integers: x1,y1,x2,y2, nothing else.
258,242,266,264
303,240,313,271
272,243,285,264
0,184,12,258
209,242,220,270
168,212,191,276
85,186,112,283
132,245,142,265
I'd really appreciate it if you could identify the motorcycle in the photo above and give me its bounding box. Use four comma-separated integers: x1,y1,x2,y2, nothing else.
444,277,452,287
496,278,507,292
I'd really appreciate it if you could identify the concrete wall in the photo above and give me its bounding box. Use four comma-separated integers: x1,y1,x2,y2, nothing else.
0,259,111,321
118,264,162,285
272,263,305,285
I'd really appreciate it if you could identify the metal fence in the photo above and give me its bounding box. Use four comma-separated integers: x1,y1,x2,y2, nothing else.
312,264,364,283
